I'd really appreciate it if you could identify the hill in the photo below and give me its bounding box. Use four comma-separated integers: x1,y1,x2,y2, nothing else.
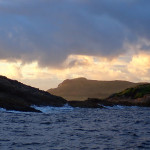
0,76,67,112
48,77,141,101
87,83,150,107
0,76,149,110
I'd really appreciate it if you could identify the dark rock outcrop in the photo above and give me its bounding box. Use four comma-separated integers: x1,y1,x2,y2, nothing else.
0,76,67,112
68,100,103,108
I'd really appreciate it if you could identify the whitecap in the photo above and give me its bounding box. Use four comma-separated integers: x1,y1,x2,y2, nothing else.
0,107,6,112
31,104,74,114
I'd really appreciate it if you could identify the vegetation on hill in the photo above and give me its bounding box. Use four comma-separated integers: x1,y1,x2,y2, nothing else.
74,84,150,108
110,84,150,99
48,77,141,100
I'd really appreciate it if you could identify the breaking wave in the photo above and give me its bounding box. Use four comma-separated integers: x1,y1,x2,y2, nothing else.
31,104,74,113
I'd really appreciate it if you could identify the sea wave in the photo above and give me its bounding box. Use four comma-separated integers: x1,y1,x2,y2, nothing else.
103,105,140,110
1,105,150,150
0,107,26,113
0,107,6,112
0,104,74,114
31,104,74,113
0,104,148,114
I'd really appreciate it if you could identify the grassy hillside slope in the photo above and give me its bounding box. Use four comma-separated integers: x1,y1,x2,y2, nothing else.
110,84,150,99
48,77,141,101
79,84,150,107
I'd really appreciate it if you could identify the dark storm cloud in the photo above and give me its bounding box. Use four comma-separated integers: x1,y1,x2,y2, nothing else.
0,0,150,67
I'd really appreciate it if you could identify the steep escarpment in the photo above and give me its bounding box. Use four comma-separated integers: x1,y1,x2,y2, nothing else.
0,76,67,112
48,77,140,100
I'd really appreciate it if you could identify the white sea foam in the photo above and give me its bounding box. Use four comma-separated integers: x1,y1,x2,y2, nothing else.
0,107,6,112
32,104,74,113
0,107,20,113
0,107,31,114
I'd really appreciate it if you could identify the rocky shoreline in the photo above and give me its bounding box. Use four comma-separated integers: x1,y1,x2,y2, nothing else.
84,84,150,108
0,76,150,112
0,76,67,112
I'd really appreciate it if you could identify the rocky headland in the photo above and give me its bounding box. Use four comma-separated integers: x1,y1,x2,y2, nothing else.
0,76,67,112
84,84,150,107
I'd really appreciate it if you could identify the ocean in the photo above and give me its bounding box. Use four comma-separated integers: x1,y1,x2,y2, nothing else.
0,106,150,150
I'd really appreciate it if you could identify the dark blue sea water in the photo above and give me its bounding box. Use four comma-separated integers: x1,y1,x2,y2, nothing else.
0,106,150,150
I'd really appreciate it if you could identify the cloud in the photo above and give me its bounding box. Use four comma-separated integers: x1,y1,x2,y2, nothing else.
63,55,92,68
127,53,150,76
0,0,150,67
0,60,22,78
1,53,150,90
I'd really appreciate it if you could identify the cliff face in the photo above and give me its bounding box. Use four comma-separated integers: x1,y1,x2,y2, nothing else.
0,76,67,112
48,77,140,101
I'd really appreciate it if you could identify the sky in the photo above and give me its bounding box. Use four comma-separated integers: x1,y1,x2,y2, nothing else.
0,0,150,90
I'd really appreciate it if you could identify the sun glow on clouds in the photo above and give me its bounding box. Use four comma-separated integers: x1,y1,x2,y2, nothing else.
0,52,150,90
127,53,150,80
0,60,22,78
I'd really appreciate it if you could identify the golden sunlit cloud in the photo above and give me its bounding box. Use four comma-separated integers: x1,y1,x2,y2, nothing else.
0,60,22,79
127,53,150,81
0,52,150,90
